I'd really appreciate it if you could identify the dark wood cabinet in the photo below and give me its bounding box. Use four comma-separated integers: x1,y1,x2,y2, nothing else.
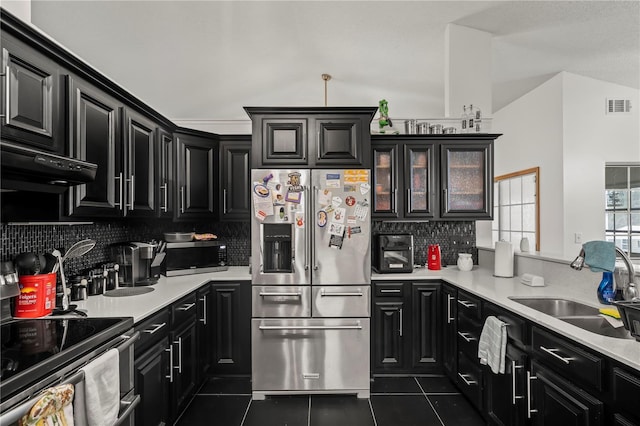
170,294,198,421
175,130,218,220
156,128,174,217
530,361,603,426
66,74,122,217
245,107,377,168
210,282,251,375
219,135,252,221
371,134,499,220
372,281,440,374
441,284,457,379
0,33,64,153
196,284,213,378
123,108,156,217
485,344,528,426
135,338,170,426
440,141,493,219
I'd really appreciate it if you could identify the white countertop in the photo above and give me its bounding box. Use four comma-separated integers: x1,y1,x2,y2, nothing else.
73,265,638,372
374,266,640,372
73,267,251,323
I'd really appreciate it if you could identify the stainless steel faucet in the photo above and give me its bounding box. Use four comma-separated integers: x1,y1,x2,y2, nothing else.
570,246,638,300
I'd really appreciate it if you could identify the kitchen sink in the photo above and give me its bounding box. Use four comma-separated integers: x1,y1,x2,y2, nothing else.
509,297,601,317
509,297,633,339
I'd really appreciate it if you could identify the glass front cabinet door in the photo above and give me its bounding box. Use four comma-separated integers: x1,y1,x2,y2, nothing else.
440,142,493,219
404,144,436,218
373,143,399,218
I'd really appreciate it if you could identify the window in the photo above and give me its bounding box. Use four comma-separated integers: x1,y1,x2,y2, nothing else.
492,167,539,251
605,164,640,258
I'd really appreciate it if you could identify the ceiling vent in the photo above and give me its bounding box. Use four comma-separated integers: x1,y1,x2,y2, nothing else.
606,98,632,114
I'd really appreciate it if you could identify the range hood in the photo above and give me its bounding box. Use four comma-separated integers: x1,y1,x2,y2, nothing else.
1,141,97,193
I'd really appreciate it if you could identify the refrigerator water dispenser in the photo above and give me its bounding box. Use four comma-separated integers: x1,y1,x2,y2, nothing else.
263,223,293,273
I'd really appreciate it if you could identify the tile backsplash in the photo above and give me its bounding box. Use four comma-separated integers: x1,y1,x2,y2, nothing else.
1,220,250,276
1,219,474,275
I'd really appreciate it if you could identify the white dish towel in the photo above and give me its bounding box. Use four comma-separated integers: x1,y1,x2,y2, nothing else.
74,348,120,426
478,316,507,374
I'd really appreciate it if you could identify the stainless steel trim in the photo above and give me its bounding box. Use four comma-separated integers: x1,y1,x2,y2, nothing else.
527,371,538,418
511,361,524,404
304,185,310,271
539,346,574,364
114,391,141,426
312,185,319,272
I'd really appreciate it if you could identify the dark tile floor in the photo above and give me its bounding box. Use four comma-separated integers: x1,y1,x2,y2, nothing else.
176,375,486,426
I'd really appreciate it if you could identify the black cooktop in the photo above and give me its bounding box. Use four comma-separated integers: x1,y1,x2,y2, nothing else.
0,316,133,403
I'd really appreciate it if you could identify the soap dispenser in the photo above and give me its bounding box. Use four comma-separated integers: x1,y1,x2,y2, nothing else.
597,271,615,304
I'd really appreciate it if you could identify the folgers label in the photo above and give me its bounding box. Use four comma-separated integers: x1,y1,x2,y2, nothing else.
15,273,57,318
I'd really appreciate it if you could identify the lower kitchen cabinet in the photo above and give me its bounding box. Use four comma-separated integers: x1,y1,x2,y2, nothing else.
170,319,197,419
210,281,251,375
135,338,171,426
484,344,528,426
372,281,440,374
529,360,603,426
441,283,457,379
197,284,213,378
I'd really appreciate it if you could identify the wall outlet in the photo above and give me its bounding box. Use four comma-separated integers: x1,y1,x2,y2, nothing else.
574,233,583,244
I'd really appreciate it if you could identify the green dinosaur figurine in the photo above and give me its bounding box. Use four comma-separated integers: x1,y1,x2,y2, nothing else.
378,99,397,133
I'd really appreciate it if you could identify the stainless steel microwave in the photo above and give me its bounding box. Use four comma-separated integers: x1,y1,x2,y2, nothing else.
163,240,228,276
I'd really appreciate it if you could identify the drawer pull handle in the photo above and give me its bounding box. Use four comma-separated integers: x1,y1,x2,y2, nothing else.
539,346,574,364
457,331,477,342
165,345,174,383
380,289,401,293
303,373,320,380
143,322,166,334
177,302,196,311
458,373,477,386
527,371,538,418
320,289,363,297
511,361,524,404
457,299,476,309
259,291,302,297
259,324,362,331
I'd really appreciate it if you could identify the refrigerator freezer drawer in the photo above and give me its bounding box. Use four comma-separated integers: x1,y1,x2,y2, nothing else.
311,286,370,318
251,318,370,397
252,286,311,318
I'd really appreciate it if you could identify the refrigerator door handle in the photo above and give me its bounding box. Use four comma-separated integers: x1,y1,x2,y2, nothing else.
312,185,319,271
304,185,309,271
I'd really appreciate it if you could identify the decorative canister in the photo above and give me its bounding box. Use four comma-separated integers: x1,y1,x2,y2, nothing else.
457,253,473,272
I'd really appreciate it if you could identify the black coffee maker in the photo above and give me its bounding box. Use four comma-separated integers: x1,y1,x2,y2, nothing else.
111,242,159,286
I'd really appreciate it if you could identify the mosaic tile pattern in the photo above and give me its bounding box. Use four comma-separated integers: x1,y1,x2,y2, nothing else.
1,219,473,275
373,221,476,267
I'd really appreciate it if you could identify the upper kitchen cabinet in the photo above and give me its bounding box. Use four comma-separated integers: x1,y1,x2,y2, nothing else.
245,106,377,168
175,129,218,221
67,74,122,218
219,135,252,221
123,109,156,217
0,32,64,153
371,134,500,220
440,139,493,219
157,128,174,218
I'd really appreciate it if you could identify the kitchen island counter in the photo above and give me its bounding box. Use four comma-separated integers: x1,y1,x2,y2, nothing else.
374,266,640,372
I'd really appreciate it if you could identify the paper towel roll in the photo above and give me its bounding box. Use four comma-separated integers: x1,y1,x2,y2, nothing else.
494,241,514,277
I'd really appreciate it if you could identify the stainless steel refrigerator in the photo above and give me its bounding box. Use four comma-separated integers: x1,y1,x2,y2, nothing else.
250,168,371,399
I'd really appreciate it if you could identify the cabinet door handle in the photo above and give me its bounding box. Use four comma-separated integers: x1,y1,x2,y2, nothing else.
177,302,195,311
526,371,538,418
129,174,135,211
174,337,183,374
457,331,477,342
223,188,227,214
443,188,448,210
457,299,476,309
180,186,185,214
458,373,477,386
165,344,174,382
447,294,455,323
161,183,168,212
143,322,166,334
539,346,574,364
511,361,524,404
380,289,401,294
114,173,124,211
199,296,207,325
407,188,412,213
399,308,403,337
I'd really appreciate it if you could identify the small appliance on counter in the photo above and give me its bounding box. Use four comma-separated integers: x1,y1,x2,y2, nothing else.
373,234,414,273
162,240,228,276
427,244,442,270
111,242,160,286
